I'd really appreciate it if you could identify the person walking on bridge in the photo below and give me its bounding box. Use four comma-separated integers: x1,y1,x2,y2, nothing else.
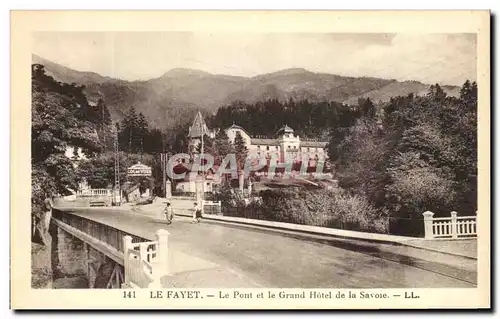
164,202,174,224
191,202,202,224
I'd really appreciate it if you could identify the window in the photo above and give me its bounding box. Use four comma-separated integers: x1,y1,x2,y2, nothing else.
257,145,260,149
276,146,279,150
288,145,291,149
266,146,270,151
307,147,310,152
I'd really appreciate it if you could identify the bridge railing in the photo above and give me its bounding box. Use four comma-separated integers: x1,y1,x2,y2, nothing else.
122,230,169,289
52,209,169,288
423,211,477,239
54,210,147,252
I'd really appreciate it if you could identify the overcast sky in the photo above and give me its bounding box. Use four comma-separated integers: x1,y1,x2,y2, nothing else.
33,32,476,86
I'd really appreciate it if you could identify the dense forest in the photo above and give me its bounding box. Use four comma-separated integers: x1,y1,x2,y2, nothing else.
208,98,373,140
330,82,477,219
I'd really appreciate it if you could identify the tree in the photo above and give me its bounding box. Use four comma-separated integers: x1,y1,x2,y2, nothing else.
332,81,477,220
233,131,248,169
96,98,112,126
233,131,248,190
95,99,113,150
358,97,376,119
332,118,393,206
207,130,233,165
31,64,102,244
76,152,155,189
119,106,139,153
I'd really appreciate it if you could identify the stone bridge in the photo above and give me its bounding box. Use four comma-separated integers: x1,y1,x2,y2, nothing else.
46,205,478,289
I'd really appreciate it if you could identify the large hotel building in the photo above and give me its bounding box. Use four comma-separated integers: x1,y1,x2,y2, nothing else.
187,111,328,164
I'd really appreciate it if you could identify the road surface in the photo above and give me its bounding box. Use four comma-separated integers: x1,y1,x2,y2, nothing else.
60,208,476,288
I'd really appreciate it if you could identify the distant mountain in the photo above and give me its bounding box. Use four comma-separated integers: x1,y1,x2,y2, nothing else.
32,54,461,130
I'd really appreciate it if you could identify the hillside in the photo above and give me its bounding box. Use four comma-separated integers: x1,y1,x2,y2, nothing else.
32,54,461,130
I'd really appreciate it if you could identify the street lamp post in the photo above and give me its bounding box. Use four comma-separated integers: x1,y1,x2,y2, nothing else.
200,124,205,215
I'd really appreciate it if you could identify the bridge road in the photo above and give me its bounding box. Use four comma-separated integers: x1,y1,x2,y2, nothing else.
63,208,476,288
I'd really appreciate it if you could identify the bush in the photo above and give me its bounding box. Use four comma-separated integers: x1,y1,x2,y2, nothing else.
331,193,389,233
227,188,389,234
385,151,456,217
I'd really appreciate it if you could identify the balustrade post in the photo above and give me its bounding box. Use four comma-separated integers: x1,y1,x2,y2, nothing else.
155,229,170,278
122,235,133,285
165,180,172,199
450,211,458,239
422,211,435,240
139,243,147,261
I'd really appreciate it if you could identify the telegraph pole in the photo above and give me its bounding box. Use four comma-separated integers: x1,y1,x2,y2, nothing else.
161,152,167,198
113,125,121,206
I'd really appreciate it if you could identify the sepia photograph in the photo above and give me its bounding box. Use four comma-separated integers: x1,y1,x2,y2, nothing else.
10,10,490,309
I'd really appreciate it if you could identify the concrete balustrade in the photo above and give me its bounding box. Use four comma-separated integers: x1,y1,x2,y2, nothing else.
76,189,113,197
122,229,169,288
423,211,477,240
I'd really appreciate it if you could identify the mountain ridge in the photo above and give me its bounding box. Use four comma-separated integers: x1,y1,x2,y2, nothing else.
32,54,462,131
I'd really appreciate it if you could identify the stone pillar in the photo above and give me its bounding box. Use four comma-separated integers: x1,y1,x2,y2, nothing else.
450,211,458,239
238,171,244,193
139,243,148,261
155,229,169,277
248,179,252,196
113,188,121,206
165,180,172,199
122,235,132,285
422,211,435,240
195,178,203,211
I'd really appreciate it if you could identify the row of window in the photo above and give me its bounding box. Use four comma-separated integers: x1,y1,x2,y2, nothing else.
256,145,323,152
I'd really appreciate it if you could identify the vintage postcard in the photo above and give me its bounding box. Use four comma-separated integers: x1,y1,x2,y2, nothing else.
10,10,490,309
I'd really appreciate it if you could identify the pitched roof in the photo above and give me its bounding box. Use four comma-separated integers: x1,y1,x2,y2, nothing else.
277,125,294,135
250,138,278,146
127,162,151,170
300,140,328,148
226,123,252,138
188,111,209,138
229,123,244,130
